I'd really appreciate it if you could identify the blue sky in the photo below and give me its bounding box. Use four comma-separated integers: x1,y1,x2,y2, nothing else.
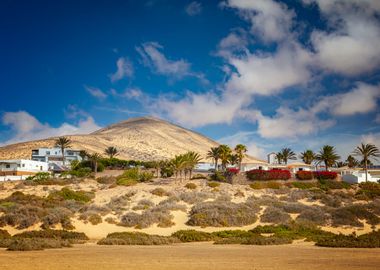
1,0,379,160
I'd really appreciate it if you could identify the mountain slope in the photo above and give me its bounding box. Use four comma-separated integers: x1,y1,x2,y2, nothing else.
0,116,266,163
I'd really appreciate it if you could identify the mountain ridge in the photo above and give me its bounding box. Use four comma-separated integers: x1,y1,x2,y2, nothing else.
0,116,266,163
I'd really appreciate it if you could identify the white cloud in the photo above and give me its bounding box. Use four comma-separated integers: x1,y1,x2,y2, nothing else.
375,114,380,124
85,86,107,100
306,0,380,75
225,0,295,43
1,111,101,145
136,42,191,79
225,42,312,96
252,107,335,139
361,133,380,150
185,1,202,16
110,88,143,100
109,57,134,82
312,83,380,116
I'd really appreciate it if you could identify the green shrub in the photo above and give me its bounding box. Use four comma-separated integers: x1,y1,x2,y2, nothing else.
191,174,207,180
172,230,214,242
250,181,282,190
0,229,11,239
13,230,89,240
97,176,117,185
48,188,94,203
185,183,197,190
209,171,226,182
356,182,380,199
289,181,318,190
7,238,72,251
116,168,153,185
318,179,351,190
316,231,380,248
207,182,220,188
241,235,293,245
98,232,179,245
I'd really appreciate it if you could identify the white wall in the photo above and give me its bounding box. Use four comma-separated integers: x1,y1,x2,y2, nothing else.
0,159,49,173
342,172,380,184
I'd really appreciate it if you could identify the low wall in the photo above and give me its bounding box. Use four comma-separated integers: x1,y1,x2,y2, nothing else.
0,175,29,181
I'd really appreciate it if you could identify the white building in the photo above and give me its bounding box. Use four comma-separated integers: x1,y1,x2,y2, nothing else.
285,162,313,173
267,152,278,164
195,162,215,172
31,148,82,167
0,159,49,181
342,170,380,184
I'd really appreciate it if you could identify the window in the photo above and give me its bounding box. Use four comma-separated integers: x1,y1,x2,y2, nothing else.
5,164,10,168
46,151,50,155
22,164,25,167
299,168,304,171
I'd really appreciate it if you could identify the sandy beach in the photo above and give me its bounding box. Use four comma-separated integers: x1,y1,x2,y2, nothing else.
1,242,380,270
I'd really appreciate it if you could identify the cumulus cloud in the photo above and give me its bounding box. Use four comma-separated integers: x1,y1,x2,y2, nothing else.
85,86,107,100
312,83,380,116
225,0,295,43
109,57,134,82
225,42,312,96
1,111,101,145
305,0,380,75
185,1,202,16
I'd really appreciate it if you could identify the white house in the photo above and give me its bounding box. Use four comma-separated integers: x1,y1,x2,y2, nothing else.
285,162,313,173
0,159,49,181
195,162,215,172
342,171,380,184
31,147,82,167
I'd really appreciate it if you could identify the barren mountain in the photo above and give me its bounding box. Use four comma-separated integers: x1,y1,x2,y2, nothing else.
0,116,265,163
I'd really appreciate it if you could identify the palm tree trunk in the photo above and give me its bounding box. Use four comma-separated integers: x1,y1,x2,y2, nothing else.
365,159,368,182
215,159,218,171
61,147,65,166
325,161,328,171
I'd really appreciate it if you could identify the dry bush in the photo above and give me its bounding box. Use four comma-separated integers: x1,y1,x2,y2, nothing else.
41,207,74,230
7,238,72,251
171,230,215,242
185,183,197,190
96,176,117,185
106,193,135,214
187,200,260,227
250,181,282,190
281,202,310,214
132,199,155,210
296,207,331,226
98,232,179,245
207,182,220,188
179,191,213,204
331,204,380,227
105,217,117,224
151,188,170,197
260,206,291,224
282,189,311,202
234,190,245,198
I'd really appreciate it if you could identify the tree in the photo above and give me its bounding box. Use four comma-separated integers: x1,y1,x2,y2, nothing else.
79,150,89,161
184,151,202,179
316,145,340,171
335,161,346,168
171,155,186,180
218,145,232,171
346,155,359,168
89,153,102,176
353,143,380,182
207,147,221,171
229,154,239,167
55,137,72,166
279,148,296,165
275,152,283,164
234,144,247,170
299,150,315,165
105,146,118,159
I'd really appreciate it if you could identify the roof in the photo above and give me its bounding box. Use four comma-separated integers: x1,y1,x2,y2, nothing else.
286,162,313,168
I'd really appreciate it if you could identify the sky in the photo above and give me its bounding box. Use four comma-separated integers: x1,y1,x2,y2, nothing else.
0,0,380,161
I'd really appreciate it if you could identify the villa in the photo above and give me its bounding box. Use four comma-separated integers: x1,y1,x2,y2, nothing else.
0,159,49,181
31,147,82,166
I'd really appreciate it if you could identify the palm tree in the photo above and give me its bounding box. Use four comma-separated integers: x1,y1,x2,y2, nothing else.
184,151,202,179
89,153,102,176
207,147,221,171
235,144,247,171
275,152,283,164
218,145,232,171
105,146,118,158
299,150,315,165
229,154,239,167
55,137,72,166
346,155,359,168
79,150,89,161
353,143,380,182
279,148,296,165
171,155,186,180
336,161,346,168
316,145,340,171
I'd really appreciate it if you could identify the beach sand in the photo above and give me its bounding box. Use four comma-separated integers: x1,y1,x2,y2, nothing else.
1,242,380,270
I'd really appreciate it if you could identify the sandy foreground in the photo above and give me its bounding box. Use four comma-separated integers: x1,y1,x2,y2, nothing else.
1,242,380,270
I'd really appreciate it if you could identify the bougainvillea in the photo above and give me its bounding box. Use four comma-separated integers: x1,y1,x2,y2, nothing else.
246,169,291,181
313,171,337,180
227,168,240,174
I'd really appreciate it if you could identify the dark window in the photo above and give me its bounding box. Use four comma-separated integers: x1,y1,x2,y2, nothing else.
6,164,10,168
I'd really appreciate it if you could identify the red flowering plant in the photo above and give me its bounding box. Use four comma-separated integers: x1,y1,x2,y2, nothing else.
227,168,240,174
246,169,291,181
313,171,337,180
